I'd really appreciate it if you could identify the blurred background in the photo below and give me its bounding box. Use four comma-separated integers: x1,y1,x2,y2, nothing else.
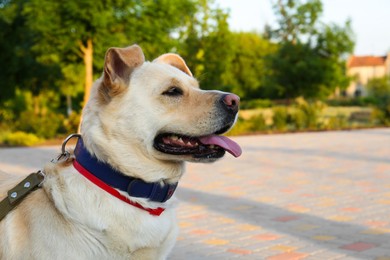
0,0,389,146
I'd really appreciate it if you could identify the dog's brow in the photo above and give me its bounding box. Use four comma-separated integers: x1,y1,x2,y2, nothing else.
169,78,181,86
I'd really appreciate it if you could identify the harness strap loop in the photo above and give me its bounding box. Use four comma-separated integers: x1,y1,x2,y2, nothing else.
0,171,45,221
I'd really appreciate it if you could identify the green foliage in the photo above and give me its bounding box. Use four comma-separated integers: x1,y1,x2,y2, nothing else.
366,76,390,125
272,106,289,131
222,32,277,98
231,103,376,136
17,110,65,139
325,114,348,130
0,0,221,144
0,0,61,101
289,108,306,130
63,112,81,134
241,99,274,109
2,131,41,146
267,0,323,43
0,89,31,123
292,97,325,129
22,0,196,60
181,0,233,91
372,108,390,126
0,0,198,106
266,0,354,99
250,114,268,131
227,114,268,135
366,76,390,97
0,0,382,142
270,98,325,132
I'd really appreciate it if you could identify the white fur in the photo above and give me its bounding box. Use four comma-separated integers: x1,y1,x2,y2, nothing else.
0,45,236,259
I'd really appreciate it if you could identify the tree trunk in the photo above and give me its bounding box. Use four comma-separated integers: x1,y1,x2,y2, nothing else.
66,94,72,116
82,38,93,106
78,38,93,132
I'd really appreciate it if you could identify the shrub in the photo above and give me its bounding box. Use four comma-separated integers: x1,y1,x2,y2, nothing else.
227,114,268,135
293,97,325,130
247,113,268,132
17,110,65,139
2,131,41,146
372,107,390,126
63,112,81,134
272,106,288,131
289,108,306,130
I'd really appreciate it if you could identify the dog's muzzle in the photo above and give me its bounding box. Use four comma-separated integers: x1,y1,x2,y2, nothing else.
153,92,242,160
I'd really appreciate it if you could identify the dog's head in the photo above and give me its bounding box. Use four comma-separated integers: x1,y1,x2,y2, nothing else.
81,45,241,180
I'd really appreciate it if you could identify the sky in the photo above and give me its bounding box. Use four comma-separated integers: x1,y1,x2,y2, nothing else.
215,0,390,56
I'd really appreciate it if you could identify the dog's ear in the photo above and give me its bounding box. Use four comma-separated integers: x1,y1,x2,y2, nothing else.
154,54,193,77
101,45,145,101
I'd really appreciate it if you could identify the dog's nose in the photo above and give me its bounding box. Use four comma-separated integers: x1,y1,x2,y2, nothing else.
221,93,240,114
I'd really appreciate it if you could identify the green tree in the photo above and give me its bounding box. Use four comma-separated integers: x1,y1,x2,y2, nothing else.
268,0,323,44
22,0,197,106
366,76,390,98
181,0,233,91
223,32,277,99
0,0,61,105
0,0,205,137
266,0,354,99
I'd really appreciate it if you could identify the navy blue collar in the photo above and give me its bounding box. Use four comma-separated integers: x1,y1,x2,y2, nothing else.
74,138,177,203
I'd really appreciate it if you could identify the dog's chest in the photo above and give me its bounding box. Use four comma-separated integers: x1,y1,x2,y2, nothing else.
45,166,177,254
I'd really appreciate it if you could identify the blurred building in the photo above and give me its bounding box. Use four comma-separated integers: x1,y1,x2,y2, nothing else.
343,54,390,97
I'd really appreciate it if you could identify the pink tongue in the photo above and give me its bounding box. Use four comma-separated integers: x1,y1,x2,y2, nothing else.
199,135,242,157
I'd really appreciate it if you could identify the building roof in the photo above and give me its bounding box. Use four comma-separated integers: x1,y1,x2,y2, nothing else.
348,55,387,68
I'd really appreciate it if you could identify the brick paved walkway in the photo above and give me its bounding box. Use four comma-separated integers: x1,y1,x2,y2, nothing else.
1,129,389,259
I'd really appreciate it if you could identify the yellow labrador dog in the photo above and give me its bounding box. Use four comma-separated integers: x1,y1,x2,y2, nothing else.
0,45,241,259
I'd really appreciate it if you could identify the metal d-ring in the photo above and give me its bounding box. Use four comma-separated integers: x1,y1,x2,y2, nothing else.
51,133,81,163
61,133,82,154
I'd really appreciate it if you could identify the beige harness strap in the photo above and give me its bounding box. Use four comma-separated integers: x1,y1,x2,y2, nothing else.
0,171,45,221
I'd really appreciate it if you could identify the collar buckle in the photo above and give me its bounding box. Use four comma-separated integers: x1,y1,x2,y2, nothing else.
126,180,178,203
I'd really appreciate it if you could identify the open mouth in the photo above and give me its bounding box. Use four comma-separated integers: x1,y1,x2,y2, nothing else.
153,131,242,159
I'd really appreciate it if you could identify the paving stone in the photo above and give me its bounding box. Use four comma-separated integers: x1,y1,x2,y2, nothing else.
340,241,378,252
1,129,390,259
267,251,308,260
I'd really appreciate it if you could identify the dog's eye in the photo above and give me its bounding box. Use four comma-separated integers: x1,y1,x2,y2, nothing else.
163,87,183,97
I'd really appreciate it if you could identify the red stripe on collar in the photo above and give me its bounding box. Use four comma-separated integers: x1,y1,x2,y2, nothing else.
73,160,165,216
